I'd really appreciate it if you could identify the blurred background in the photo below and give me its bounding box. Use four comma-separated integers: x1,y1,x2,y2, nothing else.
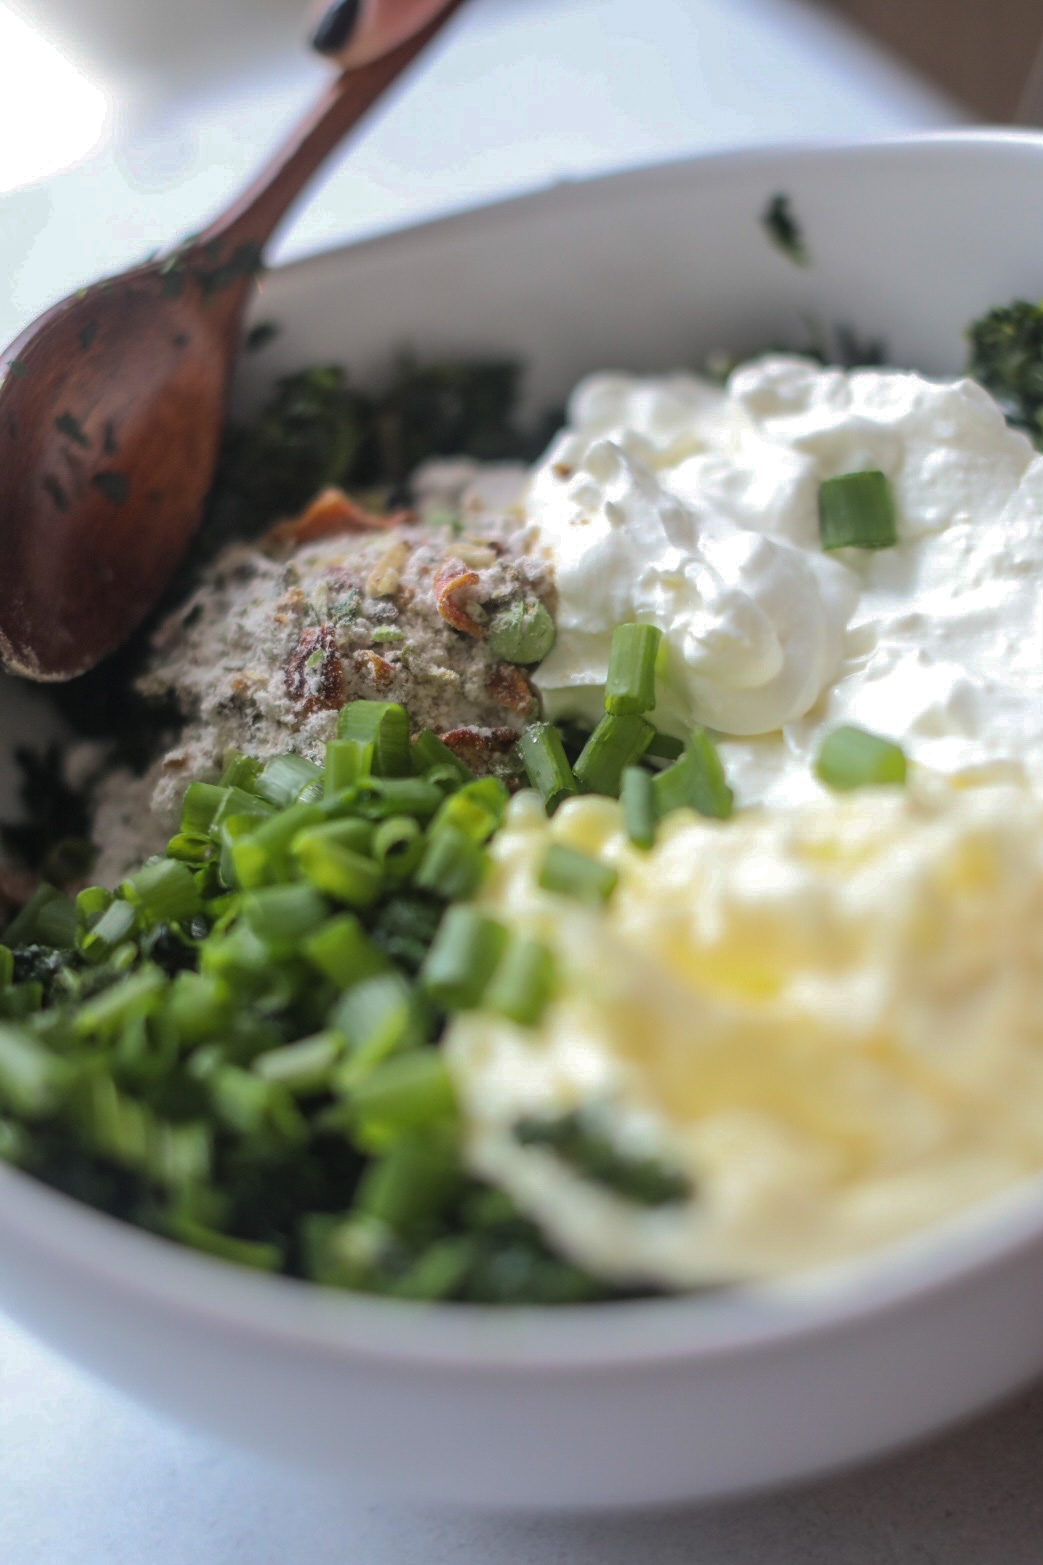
0,0,1037,346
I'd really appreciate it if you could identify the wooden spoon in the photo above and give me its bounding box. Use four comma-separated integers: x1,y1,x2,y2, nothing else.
0,0,464,682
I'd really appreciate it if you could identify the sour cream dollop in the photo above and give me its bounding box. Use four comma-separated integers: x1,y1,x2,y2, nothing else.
526,357,1043,806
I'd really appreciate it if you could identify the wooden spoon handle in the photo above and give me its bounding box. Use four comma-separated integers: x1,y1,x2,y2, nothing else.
199,0,466,257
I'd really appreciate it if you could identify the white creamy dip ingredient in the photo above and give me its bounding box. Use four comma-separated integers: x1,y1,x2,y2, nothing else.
526,357,1043,806
446,784,1043,1286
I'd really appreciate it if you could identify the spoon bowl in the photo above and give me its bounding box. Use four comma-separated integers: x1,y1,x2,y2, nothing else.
0,0,464,681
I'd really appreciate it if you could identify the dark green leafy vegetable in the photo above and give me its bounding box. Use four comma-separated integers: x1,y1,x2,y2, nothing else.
515,1110,691,1207
761,192,808,266
966,298,1043,439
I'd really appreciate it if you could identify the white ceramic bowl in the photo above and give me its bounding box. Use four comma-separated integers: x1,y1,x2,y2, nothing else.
4,131,1043,1511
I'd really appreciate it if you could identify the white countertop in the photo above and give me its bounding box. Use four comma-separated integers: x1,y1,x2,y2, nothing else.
5,1,1035,1559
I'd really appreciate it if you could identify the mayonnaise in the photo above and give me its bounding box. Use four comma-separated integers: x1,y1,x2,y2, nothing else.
446,785,1043,1286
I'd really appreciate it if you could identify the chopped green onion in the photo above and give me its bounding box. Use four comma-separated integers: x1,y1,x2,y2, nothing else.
349,1049,458,1144
410,728,474,783
167,971,231,1042
372,816,423,879
165,833,212,865
166,1212,282,1272
227,802,323,889
79,897,137,961
390,1237,475,1301
72,965,165,1038
652,729,733,821
336,700,411,777
0,1024,67,1118
573,714,654,796
179,781,227,835
122,858,202,925
241,884,329,946
219,752,262,792
324,738,373,795
292,830,384,909
644,729,684,762
818,469,897,551
334,973,423,1082
3,884,76,949
487,597,556,665
538,842,618,904
517,723,578,812
0,948,11,990
429,776,508,844
303,913,390,988
605,623,662,715
414,826,489,901
484,936,556,1026
514,1110,690,1206
347,777,444,821
621,766,657,849
254,753,323,809
421,905,508,1011
815,725,908,790
353,1135,462,1240
252,1030,345,1094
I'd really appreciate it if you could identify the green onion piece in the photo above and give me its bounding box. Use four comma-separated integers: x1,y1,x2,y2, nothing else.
305,814,375,854
372,816,423,879
209,1065,306,1144
337,700,411,777
73,965,165,1038
487,597,556,665
3,883,76,948
303,913,390,988
292,829,384,908
168,971,231,1043
179,781,227,835
334,973,424,1083
604,623,662,715
484,936,556,1026
818,469,897,551
0,948,11,990
252,1030,345,1094
421,905,508,1011
241,884,329,946
79,897,137,961
301,1211,396,1290
0,1023,67,1118
122,858,203,925
166,1212,282,1272
165,833,212,865
429,776,508,844
219,752,262,792
210,786,275,837
413,826,489,901
350,1050,458,1144
621,766,657,849
644,729,685,762
76,885,112,928
573,713,654,796
347,777,444,822
369,896,442,973
228,802,324,889
538,842,618,904
390,1237,475,1302
653,728,734,821
0,984,43,1020
514,1110,690,1206
324,738,373,795
151,1119,213,1191
410,728,474,783
517,723,578,813
254,753,323,809
353,1135,462,1241
815,725,908,790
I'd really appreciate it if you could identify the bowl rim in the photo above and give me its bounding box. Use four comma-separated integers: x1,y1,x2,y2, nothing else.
10,126,1043,1374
